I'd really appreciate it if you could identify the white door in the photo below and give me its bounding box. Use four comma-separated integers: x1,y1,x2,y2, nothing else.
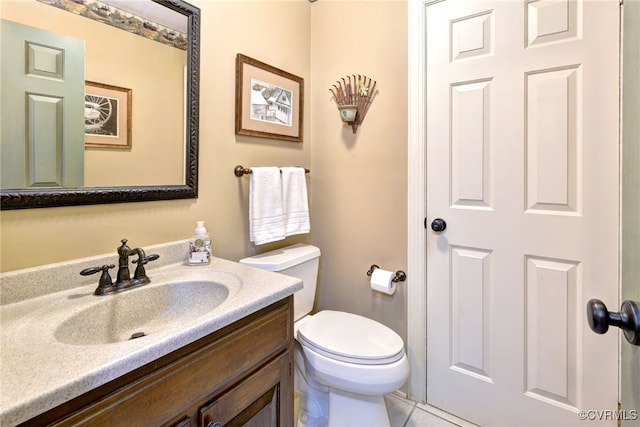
425,1,620,426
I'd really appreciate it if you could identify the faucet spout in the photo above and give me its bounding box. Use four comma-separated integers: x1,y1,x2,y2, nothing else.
132,247,146,260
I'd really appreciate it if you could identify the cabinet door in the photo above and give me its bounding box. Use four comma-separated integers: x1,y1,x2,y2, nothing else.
199,352,292,427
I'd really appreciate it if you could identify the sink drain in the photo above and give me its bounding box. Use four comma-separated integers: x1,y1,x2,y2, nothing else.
129,332,146,340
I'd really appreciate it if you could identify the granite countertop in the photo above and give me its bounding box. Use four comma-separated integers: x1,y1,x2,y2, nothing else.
0,241,302,426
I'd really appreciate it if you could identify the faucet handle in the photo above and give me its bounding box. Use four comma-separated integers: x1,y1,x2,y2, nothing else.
132,253,160,267
80,264,116,296
132,254,160,282
145,254,160,264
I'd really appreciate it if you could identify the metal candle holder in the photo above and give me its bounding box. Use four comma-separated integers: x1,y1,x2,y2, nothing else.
330,75,377,134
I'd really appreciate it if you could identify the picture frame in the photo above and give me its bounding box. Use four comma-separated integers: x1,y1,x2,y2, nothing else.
235,54,304,142
84,81,132,149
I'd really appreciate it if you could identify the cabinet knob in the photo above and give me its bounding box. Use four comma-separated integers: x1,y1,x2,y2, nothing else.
207,422,222,427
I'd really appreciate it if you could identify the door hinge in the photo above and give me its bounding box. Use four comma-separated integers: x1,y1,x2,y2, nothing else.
617,402,622,427
424,217,427,229
289,360,293,376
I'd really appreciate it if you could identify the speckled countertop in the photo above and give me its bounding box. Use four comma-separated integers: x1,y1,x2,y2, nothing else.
0,240,302,426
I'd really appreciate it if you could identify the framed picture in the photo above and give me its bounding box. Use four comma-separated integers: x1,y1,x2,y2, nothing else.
235,54,303,142
84,81,132,149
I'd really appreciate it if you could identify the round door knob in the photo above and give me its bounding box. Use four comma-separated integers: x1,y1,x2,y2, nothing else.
587,299,640,346
431,218,447,232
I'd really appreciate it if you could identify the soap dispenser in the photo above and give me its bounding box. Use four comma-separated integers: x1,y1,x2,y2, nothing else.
188,221,212,265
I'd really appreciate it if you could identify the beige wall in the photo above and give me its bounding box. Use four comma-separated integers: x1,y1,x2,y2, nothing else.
310,1,408,338
0,0,408,340
0,0,313,270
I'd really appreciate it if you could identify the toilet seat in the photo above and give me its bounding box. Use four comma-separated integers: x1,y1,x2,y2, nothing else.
297,310,405,365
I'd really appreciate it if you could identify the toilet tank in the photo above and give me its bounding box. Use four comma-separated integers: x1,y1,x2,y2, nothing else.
239,244,321,322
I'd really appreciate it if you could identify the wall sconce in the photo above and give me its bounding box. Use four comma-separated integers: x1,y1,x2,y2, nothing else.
330,75,377,133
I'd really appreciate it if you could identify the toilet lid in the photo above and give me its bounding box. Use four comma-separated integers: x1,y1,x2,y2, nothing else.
297,310,405,365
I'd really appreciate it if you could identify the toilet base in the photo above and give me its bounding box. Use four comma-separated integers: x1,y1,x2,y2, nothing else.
295,344,329,427
328,388,390,427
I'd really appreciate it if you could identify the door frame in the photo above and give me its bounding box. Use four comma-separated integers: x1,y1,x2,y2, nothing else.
406,0,429,403
621,0,640,423
405,0,625,406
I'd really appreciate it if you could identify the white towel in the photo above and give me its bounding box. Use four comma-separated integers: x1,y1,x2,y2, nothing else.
249,167,286,245
280,167,310,237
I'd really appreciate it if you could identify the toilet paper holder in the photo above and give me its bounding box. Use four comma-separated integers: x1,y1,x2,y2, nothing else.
367,265,407,283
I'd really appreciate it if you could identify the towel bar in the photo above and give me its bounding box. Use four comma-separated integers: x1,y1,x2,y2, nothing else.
234,165,310,177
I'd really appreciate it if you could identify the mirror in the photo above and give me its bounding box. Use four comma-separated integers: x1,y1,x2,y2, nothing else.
0,0,200,209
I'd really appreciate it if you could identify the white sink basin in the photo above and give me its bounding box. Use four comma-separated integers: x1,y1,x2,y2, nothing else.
0,249,304,427
55,280,229,345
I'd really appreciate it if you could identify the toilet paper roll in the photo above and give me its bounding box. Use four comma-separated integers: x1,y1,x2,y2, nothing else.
370,268,396,295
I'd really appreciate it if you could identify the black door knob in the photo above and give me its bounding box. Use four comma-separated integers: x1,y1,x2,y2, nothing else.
587,299,640,346
431,218,447,232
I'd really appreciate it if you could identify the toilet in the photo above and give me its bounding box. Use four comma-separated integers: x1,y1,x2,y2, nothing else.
240,244,409,427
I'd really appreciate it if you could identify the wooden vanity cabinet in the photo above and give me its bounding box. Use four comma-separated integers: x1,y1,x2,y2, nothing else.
196,351,291,427
23,297,294,427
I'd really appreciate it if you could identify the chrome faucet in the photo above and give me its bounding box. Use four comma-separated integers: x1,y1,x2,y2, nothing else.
80,239,159,295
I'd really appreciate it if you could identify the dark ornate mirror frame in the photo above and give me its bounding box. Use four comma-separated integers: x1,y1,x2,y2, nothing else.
1,0,200,210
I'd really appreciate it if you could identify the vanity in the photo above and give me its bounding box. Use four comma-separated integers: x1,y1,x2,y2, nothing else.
0,241,302,426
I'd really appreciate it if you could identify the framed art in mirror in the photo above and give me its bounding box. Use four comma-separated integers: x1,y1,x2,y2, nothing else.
235,54,303,143
84,81,132,149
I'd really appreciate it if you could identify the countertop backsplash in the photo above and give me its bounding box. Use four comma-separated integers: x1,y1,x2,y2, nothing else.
0,240,190,305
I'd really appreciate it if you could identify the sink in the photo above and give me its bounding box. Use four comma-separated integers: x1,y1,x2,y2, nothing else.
55,280,229,345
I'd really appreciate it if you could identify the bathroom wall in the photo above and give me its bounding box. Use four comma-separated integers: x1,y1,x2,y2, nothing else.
0,0,409,341
309,0,408,339
0,0,313,271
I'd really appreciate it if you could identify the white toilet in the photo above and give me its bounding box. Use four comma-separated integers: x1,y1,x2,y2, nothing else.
240,244,409,427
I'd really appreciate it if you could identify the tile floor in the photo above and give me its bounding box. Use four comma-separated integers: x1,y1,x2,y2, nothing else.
384,393,478,427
